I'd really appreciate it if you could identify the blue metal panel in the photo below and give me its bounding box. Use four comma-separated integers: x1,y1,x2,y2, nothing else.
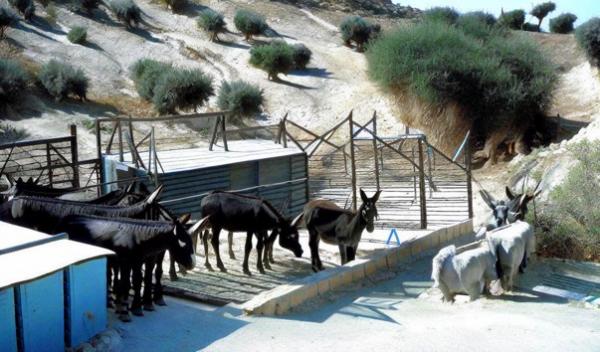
0,287,17,352
65,258,107,348
16,271,64,352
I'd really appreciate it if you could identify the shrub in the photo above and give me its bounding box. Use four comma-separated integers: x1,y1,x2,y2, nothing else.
522,22,540,32
0,123,28,144
339,16,379,52
422,7,459,24
537,141,600,261
110,0,141,29
576,18,600,67
67,26,87,44
292,43,311,69
530,2,556,28
366,20,556,147
459,11,496,26
549,13,577,34
234,9,267,41
45,3,57,25
456,12,501,40
160,0,185,13
152,68,213,114
217,80,263,117
498,9,525,30
0,7,16,39
38,60,89,101
9,0,34,21
130,59,172,100
197,8,226,42
71,0,101,15
0,59,28,105
249,40,294,80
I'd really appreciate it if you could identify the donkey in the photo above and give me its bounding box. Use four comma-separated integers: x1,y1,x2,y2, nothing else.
485,223,528,292
5,185,164,233
61,214,199,322
199,191,303,275
293,189,381,272
431,241,501,302
1,174,80,200
505,179,542,221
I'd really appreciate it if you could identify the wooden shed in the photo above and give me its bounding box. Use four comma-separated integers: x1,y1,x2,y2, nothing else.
103,139,309,218
0,222,113,351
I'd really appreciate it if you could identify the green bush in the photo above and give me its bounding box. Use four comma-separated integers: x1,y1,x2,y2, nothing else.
71,0,101,15
0,7,16,39
422,7,459,24
576,18,600,67
0,123,28,144
249,40,294,80
38,60,89,101
0,59,28,105
530,2,556,28
110,0,141,28
217,80,263,117
366,20,556,141
292,43,311,69
9,0,34,21
152,68,213,114
234,9,267,41
67,26,87,44
197,9,226,42
339,16,379,52
130,59,172,100
160,0,185,13
498,9,525,30
456,12,501,40
549,13,577,34
538,141,600,261
459,11,496,26
522,22,540,32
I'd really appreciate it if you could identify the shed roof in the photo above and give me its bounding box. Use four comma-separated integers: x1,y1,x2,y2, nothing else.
0,222,113,290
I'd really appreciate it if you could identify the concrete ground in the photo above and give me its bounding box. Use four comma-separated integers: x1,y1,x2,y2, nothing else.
115,255,600,352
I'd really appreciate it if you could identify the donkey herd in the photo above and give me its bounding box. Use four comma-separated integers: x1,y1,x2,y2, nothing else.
0,173,541,321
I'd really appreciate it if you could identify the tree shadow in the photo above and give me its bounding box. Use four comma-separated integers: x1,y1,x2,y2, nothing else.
178,1,209,18
128,26,162,43
14,93,121,120
216,40,251,50
3,36,24,49
288,67,333,79
13,21,57,42
82,41,104,52
87,8,122,28
264,27,296,40
31,16,66,36
274,77,316,90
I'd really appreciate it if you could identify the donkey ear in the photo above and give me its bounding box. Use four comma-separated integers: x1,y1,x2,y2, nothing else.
34,170,44,184
290,213,303,228
146,184,164,204
360,189,368,203
372,190,382,203
479,190,496,210
178,213,191,225
125,181,137,193
505,187,516,200
518,193,528,208
6,174,14,187
188,215,210,235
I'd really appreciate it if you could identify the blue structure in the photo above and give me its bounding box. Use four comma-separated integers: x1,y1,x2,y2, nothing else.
0,222,113,351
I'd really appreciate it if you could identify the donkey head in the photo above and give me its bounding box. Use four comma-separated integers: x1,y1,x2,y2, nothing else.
505,180,542,221
278,219,303,257
360,189,381,233
169,214,199,270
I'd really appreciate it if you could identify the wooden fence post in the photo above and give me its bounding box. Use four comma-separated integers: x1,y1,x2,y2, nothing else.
46,143,53,186
117,120,124,162
465,136,474,219
221,114,229,151
70,124,80,188
418,138,427,229
282,113,288,148
348,111,357,212
95,119,104,187
371,111,380,191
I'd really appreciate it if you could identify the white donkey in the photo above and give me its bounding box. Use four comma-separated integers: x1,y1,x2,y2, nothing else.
484,221,531,291
431,241,500,302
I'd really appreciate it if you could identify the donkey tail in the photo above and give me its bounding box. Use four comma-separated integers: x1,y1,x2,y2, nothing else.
431,245,456,287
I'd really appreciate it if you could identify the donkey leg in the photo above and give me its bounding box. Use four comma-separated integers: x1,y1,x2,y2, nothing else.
142,257,155,311
130,262,144,317
117,262,132,322
202,230,213,271
256,231,266,274
106,259,114,308
228,231,236,260
338,244,347,265
242,232,253,276
211,227,227,272
308,230,323,272
153,251,167,306
347,245,357,262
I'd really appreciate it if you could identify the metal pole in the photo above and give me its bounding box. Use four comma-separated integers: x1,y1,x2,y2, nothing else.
371,112,380,191
70,124,80,188
418,138,427,229
118,120,124,162
349,112,357,212
465,136,474,219
45,143,53,186
221,114,229,151
95,119,104,190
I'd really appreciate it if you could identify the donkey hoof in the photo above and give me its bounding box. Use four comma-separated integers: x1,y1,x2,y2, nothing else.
264,262,272,270
154,297,167,306
218,266,228,273
169,272,179,281
243,268,252,276
258,268,266,274
131,307,144,316
119,312,132,322
204,263,214,271
229,253,236,260
143,303,155,311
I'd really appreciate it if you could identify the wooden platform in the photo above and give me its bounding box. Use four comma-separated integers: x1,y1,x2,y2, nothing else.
106,140,304,174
